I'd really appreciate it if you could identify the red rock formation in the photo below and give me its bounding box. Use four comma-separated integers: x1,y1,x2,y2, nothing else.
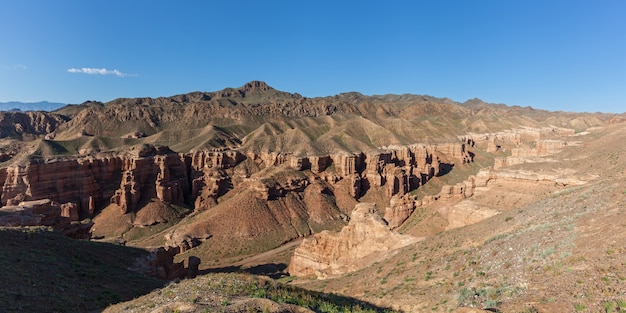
288,203,420,279
111,146,190,213
331,152,362,176
0,199,87,238
536,140,567,155
309,155,332,174
0,156,123,215
384,195,418,229
0,141,473,238
60,202,79,220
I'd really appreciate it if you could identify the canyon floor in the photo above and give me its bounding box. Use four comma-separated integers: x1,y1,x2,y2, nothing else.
0,82,625,312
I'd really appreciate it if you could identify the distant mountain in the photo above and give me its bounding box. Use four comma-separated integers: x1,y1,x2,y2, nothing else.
0,101,66,112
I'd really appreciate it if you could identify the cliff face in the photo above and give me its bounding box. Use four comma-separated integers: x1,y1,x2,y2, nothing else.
0,141,471,249
0,156,123,215
288,203,420,279
0,142,471,206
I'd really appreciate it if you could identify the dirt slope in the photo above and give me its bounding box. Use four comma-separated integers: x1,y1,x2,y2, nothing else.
294,122,626,312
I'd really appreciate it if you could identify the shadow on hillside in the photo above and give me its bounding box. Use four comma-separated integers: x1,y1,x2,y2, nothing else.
0,227,164,313
200,262,288,279
437,162,454,176
200,265,400,312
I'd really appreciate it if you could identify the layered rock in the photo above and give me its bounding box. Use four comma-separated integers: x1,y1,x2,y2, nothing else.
384,175,478,229
0,156,123,215
0,142,468,210
460,127,578,155
478,167,593,186
252,176,310,201
110,145,190,213
0,141,472,241
0,199,91,238
494,139,579,169
288,203,420,279
330,152,363,176
384,195,418,229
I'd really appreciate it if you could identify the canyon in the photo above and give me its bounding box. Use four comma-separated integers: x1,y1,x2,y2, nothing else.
0,81,625,312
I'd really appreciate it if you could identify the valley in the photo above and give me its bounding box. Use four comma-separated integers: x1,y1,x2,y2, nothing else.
0,81,624,312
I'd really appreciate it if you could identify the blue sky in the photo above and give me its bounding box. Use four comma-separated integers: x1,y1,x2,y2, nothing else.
1,1,625,113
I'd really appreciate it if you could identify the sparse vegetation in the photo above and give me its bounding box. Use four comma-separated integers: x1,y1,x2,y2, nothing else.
106,272,397,312
3,82,626,313
0,227,163,312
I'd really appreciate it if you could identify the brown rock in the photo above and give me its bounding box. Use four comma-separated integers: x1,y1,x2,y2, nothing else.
331,152,362,176
288,203,420,279
187,256,201,279
384,195,417,229
149,246,186,280
60,202,79,220
111,147,189,213
1,156,124,215
309,155,332,173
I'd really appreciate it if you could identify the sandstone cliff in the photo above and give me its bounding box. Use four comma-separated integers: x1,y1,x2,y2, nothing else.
0,139,470,252
288,203,420,279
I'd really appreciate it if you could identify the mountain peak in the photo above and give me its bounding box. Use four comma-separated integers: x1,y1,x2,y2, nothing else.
239,81,273,92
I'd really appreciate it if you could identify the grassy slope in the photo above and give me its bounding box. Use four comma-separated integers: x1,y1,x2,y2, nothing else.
0,227,163,313
104,272,398,313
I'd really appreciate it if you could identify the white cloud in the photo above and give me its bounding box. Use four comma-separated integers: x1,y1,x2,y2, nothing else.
0,64,27,70
67,67,132,77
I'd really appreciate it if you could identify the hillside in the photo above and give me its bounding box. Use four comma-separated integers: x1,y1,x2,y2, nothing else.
291,121,626,312
0,81,613,165
0,227,163,312
0,82,624,312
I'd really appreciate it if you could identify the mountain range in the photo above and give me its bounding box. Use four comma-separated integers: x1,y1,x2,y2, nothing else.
0,101,66,112
0,81,625,312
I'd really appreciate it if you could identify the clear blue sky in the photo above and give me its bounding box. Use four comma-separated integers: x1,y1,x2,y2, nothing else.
1,1,625,113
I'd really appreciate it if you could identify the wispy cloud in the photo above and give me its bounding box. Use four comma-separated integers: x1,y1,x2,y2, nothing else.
67,67,134,77
1,64,27,70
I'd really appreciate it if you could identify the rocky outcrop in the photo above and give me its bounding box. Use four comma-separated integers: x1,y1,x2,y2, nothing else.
384,175,478,229
0,156,123,215
252,177,310,201
0,141,472,244
111,145,189,213
331,152,363,176
384,195,418,229
0,199,61,226
494,139,580,169
288,203,420,279
459,127,576,153
164,227,212,252
476,167,594,186
510,140,568,158
0,111,66,139
129,246,202,280
0,199,92,238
